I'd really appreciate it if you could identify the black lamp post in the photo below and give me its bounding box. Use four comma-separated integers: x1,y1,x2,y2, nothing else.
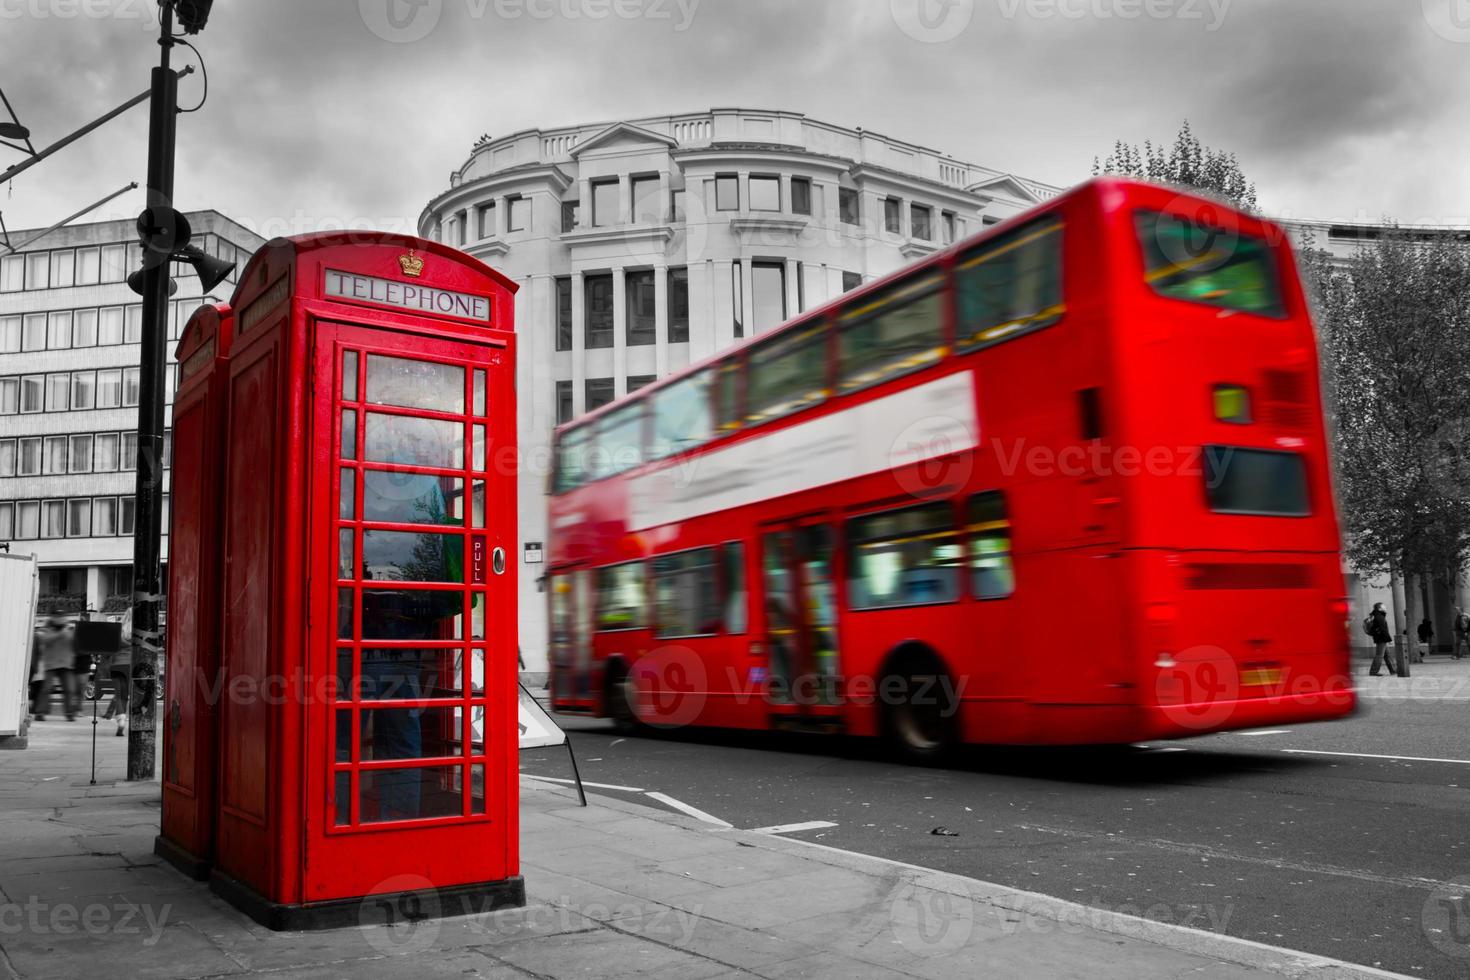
126,0,221,781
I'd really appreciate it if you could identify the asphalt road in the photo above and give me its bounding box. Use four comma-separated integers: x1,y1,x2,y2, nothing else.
522,665,1470,979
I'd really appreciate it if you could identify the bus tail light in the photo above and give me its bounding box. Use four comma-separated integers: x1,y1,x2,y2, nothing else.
1146,601,1177,667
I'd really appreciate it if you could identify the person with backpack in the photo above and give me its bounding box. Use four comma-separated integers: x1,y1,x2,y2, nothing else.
1366,602,1395,676
1453,607,1470,660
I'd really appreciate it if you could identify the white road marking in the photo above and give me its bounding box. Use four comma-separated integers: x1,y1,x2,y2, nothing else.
1280,748,1470,765
644,791,734,828
1233,729,1291,736
521,773,646,792
747,820,838,835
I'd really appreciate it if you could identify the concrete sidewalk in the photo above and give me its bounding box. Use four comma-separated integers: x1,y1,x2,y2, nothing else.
0,719,1409,980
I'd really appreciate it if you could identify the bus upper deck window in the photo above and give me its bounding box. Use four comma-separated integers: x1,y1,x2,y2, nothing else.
1135,210,1286,318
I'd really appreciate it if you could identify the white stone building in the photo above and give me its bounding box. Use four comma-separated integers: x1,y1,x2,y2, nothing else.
417,108,1057,671
0,211,263,619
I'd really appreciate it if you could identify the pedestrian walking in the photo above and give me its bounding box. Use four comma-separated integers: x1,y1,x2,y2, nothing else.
1366,602,1395,676
1453,607,1470,660
1416,616,1434,662
26,631,43,718
101,638,131,738
34,617,79,721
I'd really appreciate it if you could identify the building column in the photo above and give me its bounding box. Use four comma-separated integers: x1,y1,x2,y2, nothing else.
653,264,670,378
687,260,713,363
739,256,756,338
611,267,628,396
711,259,733,352
618,176,632,226
570,271,586,415
784,257,801,318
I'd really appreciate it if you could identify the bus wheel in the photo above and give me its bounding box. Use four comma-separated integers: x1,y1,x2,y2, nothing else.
880,653,958,763
605,662,641,733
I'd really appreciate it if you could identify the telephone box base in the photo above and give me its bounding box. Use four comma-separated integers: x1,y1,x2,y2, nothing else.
209,869,527,932
154,835,212,881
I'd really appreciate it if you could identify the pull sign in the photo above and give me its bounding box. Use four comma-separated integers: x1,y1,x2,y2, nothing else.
471,536,487,584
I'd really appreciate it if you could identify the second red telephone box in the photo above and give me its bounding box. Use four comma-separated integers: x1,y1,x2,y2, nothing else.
209,233,521,929
158,302,234,880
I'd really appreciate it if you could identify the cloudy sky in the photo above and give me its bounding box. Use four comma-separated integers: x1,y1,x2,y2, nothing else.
2,0,1468,239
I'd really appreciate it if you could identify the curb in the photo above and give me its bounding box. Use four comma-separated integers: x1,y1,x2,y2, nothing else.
521,778,1416,980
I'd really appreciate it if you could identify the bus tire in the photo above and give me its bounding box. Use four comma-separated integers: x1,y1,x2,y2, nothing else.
880,649,958,763
605,660,641,734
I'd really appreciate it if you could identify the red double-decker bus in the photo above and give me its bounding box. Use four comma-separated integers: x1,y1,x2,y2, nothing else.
545,177,1355,757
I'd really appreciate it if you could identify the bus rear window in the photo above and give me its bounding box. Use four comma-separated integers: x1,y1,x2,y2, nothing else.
1203,446,1309,516
1135,210,1285,317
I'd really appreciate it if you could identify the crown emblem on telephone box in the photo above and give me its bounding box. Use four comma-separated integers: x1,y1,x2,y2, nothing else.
398,250,424,277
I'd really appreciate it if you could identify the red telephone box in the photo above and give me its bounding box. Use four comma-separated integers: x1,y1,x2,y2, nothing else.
157,301,235,880
209,233,521,929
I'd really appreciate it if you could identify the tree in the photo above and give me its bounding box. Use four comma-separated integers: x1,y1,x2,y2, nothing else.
1302,230,1470,673
1093,121,1258,212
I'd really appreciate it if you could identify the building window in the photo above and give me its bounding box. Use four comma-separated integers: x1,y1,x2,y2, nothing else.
22,313,45,351
97,369,123,409
67,499,91,538
25,252,48,291
21,376,43,414
592,179,619,228
94,432,119,471
749,176,780,212
0,502,11,539
121,432,138,471
791,177,811,216
162,429,172,468
555,381,573,425
631,176,660,223
43,436,67,475
626,374,655,393
731,261,744,339
74,309,98,348
715,174,739,211
93,498,118,536
66,434,93,474
71,371,95,410
120,497,136,535
751,261,787,334
123,367,141,407
125,305,143,344
18,438,40,476
0,378,15,414
561,200,578,233
50,249,75,288
45,311,72,349
554,276,572,352
100,244,126,282
15,501,39,539
671,189,686,222
884,197,902,234
476,202,496,239
507,196,530,232
668,267,689,343
584,273,613,349
842,271,862,292
99,307,124,345
0,316,17,353
0,439,13,477
585,378,614,413
41,500,65,539
911,204,933,241
0,254,22,292
45,374,69,412
839,188,860,225
625,269,655,346
76,247,100,285
796,261,805,313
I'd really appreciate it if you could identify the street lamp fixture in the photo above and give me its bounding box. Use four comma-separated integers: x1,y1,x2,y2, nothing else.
0,121,28,141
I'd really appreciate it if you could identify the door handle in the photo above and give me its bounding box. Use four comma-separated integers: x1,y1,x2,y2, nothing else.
492,547,506,575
